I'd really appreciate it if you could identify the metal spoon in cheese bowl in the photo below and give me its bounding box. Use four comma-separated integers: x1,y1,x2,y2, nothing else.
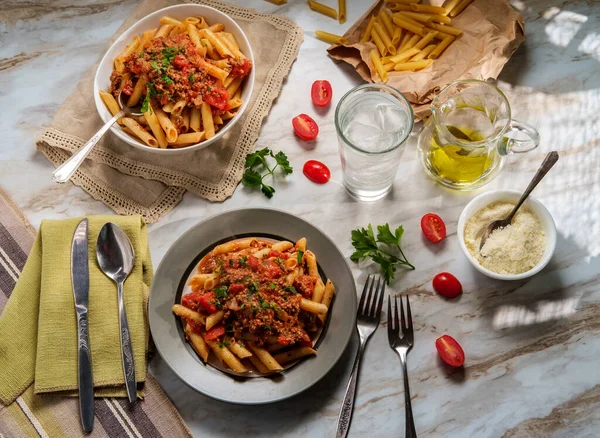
478,151,559,250
52,91,143,184
96,222,137,403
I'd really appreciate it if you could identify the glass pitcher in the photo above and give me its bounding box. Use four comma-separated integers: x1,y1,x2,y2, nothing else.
418,80,540,190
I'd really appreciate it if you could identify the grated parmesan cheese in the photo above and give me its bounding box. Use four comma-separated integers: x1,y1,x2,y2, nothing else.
464,202,546,275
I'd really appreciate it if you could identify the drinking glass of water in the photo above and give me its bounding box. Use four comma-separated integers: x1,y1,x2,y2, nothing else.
335,84,414,201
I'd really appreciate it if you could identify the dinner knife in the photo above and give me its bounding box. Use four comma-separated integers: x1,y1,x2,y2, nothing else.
71,218,94,433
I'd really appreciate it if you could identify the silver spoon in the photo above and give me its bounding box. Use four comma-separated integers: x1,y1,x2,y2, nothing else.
479,151,559,251
52,91,143,184
96,222,137,403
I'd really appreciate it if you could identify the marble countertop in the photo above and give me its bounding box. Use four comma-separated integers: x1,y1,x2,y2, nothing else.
2,0,600,436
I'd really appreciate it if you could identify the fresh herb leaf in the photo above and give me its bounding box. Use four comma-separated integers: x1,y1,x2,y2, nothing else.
239,256,248,268
269,282,276,290
162,74,174,85
242,148,293,198
276,257,284,266
350,223,415,285
188,73,195,83
214,285,228,300
229,259,234,267
285,285,298,294
140,91,152,114
297,250,304,265
248,280,258,294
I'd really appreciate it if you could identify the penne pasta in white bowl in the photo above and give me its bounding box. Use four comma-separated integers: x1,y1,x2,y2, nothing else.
94,4,255,153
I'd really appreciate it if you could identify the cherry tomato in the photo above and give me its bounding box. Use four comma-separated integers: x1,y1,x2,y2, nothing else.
432,272,462,298
247,255,259,271
205,88,230,111
292,114,319,141
260,259,283,279
227,283,245,294
311,80,332,107
198,292,219,314
181,291,204,310
421,213,446,243
435,335,465,367
267,250,289,260
293,275,317,299
204,325,226,341
277,336,293,346
121,80,134,96
171,54,190,70
230,58,252,78
303,160,331,184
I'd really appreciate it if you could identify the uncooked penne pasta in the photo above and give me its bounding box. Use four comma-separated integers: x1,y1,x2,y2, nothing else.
371,49,388,83
379,9,395,37
449,0,474,17
361,16,376,43
428,35,455,59
392,16,426,36
414,31,438,50
371,27,388,57
307,0,337,20
314,30,348,45
410,4,447,14
395,11,434,24
392,26,403,45
393,59,434,70
373,21,396,55
410,44,437,61
427,22,462,37
443,0,462,14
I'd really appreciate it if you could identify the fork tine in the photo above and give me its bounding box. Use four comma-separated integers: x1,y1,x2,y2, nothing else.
368,277,381,317
387,295,393,337
405,295,413,329
394,295,401,337
364,275,375,316
358,275,371,314
399,295,406,335
375,279,385,318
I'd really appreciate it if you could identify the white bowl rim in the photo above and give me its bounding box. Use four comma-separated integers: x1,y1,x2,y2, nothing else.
93,4,255,153
457,189,557,280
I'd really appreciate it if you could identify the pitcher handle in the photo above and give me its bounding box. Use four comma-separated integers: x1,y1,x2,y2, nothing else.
498,120,540,156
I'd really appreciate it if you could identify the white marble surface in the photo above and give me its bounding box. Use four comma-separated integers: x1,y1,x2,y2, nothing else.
2,0,600,436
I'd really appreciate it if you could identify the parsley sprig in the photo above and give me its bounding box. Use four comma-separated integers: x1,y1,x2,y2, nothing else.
242,148,293,198
350,223,415,285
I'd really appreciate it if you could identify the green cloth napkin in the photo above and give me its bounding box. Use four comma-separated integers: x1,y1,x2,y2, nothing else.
0,216,152,405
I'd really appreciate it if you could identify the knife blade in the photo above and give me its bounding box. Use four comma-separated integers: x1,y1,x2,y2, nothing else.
71,218,94,433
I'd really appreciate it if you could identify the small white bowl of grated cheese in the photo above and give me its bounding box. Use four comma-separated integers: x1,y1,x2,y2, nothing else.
457,190,557,280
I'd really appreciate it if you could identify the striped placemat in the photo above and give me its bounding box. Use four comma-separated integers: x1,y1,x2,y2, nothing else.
0,186,192,438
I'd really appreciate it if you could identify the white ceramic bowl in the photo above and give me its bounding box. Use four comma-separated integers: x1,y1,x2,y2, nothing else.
93,4,255,153
457,190,557,280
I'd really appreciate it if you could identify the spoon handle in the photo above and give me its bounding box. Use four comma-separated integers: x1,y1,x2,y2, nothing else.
117,280,137,403
52,110,124,184
507,151,559,222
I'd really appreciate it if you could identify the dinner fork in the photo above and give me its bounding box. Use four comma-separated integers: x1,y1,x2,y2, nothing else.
388,295,417,438
336,275,385,438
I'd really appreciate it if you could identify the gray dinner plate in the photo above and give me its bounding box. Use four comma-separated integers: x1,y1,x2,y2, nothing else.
148,208,357,404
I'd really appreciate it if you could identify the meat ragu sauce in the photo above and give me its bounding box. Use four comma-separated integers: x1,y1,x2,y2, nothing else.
183,239,318,348
109,33,252,114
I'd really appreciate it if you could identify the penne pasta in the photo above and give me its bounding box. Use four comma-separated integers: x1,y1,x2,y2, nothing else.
206,339,248,373
121,118,158,147
388,3,412,12
295,238,307,252
154,24,174,38
187,23,208,56
392,26,403,46
127,74,147,107
154,107,178,143
453,0,473,18
373,21,396,55
212,238,256,255
144,103,168,148
318,280,335,324
370,49,388,83
371,27,388,57
338,0,346,24
392,16,425,36
181,108,191,133
160,16,182,26
190,107,201,132
199,28,234,58
171,131,205,148
208,23,225,32
196,57,228,82
273,347,316,365
360,16,377,43
201,103,215,139
248,344,284,371
410,44,437,61
414,31,439,50
216,32,245,59
228,98,243,110
185,325,210,362
315,30,348,45
171,99,187,116
395,11,434,23
426,22,463,37
384,0,420,3
304,251,318,277
443,0,462,15
114,36,139,73
271,241,293,252
379,9,396,37
248,355,271,374
410,4,447,14
307,0,337,20
428,35,455,58
99,91,122,119
300,298,328,315
206,310,225,330
312,278,326,303
226,339,253,359
196,16,209,29
393,59,434,70
172,304,207,325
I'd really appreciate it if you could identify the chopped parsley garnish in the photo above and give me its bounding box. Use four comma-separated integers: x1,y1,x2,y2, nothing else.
162,74,174,85
285,285,298,294
269,282,276,290
297,250,304,265
276,257,284,266
239,256,248,267
218,339,231,348
229,259,234,267
188,73,195,83
214,285,228,300
242,148,293,199
140,91,152,114
147,82,158,97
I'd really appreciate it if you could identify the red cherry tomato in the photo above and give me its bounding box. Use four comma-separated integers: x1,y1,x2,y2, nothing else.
205,88,230,111
311,80,332,107
421,213,446,243
171,54,190,70
432,272,462,298
303,160,331,184
198,292,219,314
292,114,319,141
230,58,252,78
204,325,226,341
435,335,465,367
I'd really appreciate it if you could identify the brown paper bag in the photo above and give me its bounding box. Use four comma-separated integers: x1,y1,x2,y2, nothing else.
327,0,525,120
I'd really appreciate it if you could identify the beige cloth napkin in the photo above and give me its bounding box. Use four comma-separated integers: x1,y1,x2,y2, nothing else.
36,0,304,223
